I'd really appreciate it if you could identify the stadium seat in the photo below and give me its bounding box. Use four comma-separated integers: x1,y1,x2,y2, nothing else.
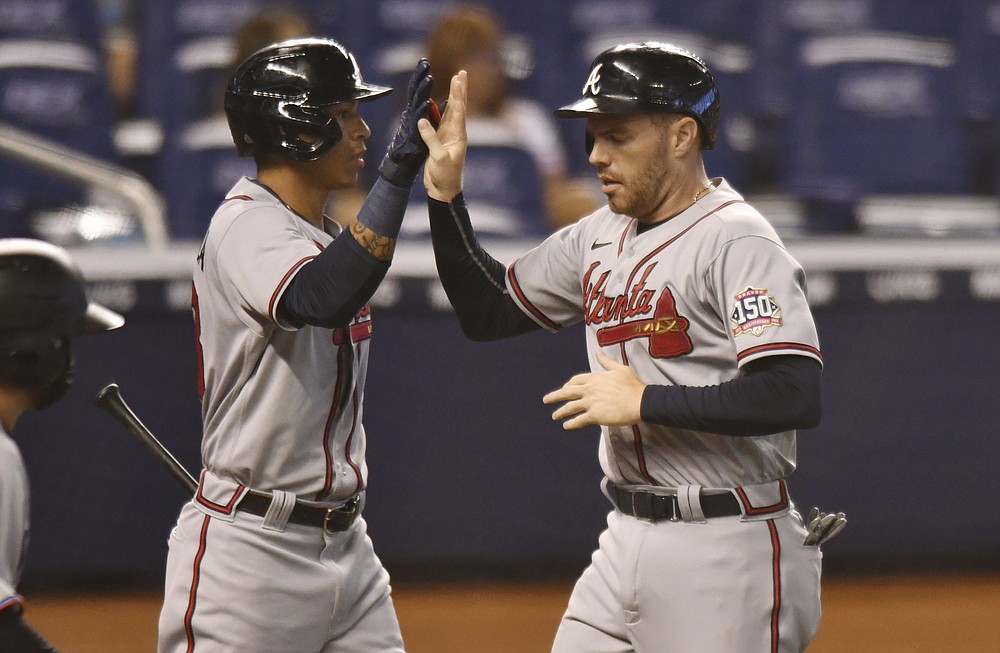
132,0,331,132
399,143,549,240
750,0,964,191
0,0,103,47
780,32,972,232
0,38,119,236
955,0,1000,194
156,114,254,240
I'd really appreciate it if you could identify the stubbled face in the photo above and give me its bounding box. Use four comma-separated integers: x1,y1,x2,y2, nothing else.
585,113,680,223
305,101,372,190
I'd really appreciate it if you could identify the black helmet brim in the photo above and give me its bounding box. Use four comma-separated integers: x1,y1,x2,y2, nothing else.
81,302,125,334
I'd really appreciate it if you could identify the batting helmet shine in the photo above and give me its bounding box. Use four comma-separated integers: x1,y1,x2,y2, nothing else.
555,42,721,149
224,37,392,162
0,239,123,405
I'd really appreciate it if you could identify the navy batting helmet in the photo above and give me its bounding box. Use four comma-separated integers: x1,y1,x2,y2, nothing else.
555,42,721,149
0,239,123,407
224,37,392,162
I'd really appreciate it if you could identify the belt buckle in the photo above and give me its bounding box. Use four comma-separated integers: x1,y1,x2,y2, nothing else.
323,496,359,533
669,496,681,522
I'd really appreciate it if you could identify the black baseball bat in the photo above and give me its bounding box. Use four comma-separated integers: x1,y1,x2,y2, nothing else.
94,383,199,495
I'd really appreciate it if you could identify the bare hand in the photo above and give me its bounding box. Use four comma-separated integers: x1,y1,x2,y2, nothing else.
542,351,646,430
417,70,467,202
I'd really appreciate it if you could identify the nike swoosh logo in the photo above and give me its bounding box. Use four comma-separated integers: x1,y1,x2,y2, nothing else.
591,240,613,250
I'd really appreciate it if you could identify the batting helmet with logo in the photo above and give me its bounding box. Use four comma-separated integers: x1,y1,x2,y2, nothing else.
554,42,721,149
224,37,393,162
0,239,123,406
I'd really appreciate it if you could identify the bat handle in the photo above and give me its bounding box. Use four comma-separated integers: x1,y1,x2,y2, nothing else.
95,383,199,495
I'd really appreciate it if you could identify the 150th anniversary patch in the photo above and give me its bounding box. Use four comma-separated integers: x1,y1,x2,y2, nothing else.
731,287,782,336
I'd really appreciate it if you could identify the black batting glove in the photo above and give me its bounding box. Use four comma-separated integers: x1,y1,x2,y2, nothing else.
378,58,440,187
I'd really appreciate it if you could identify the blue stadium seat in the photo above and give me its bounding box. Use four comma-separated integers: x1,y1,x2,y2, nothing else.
750,0,963,190
0,0,103,46
780,32,972,231
0,38,119,235
399,143,549,240
956,0,1000,193
156,114,254,240
133,0,330,132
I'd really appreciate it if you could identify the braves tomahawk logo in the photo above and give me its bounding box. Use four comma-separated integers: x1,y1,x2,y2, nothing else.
731,287,782,336
584,262,693,358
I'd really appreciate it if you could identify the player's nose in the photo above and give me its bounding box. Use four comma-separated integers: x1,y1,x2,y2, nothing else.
354,117,372,140
588,138,610,168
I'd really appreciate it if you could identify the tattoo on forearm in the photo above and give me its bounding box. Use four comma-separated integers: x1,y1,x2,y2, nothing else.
350,221,396,260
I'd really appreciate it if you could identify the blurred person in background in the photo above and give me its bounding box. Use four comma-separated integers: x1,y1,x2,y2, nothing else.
426,5,599,231
0,239,123,653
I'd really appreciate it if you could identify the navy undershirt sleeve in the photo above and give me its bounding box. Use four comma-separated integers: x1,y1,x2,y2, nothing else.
277,231,389,329
427,194,539,340
640,355,822,436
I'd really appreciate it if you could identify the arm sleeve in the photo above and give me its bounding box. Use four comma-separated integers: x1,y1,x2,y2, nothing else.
277,232,389,329
427,194,539,340
0,607,59,653
640,355,822,436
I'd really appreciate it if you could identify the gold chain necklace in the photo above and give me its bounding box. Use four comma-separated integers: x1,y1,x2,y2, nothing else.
693,180,714,202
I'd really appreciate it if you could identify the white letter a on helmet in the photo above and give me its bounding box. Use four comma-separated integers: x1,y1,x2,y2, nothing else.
583,63,603,96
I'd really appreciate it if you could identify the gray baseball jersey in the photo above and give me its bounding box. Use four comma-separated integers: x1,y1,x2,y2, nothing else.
159,177,403,653
0,425,29,613
505,179,822,489
192,176,372,503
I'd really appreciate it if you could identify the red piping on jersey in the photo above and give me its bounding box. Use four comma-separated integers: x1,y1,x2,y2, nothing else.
767,519,782,653
735,479,789,516
267,256,316,321
222,194,253,203
507,263,562,331
192,284,206,398
183,514,212,652
345,388,363,494
616,224,629,255
614,200,744,484
623,199,744,291
319,340,349,500
0,596,23,612
619,343,655,483
737,342,822,363
194,470,246,515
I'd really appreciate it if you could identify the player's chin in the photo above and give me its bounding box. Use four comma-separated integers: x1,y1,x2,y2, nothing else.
606,195,631,215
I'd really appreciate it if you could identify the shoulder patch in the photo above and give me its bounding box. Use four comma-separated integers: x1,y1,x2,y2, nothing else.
731,287,782,336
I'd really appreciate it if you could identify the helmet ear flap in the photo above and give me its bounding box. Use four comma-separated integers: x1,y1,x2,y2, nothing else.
0,337,69,392
227,114,254,157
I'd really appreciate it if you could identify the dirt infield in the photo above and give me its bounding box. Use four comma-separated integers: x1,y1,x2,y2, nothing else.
22,574,1000,652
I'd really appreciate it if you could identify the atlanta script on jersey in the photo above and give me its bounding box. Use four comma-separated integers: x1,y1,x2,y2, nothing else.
504,179,822,488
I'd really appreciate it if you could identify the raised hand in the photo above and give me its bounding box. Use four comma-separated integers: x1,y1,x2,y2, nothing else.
417,70,468,202
378,58,436,187
543,350,647,430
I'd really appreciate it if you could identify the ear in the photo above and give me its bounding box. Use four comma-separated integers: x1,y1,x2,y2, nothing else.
673,116,701,156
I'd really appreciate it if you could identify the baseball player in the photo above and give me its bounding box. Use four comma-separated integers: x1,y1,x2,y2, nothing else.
0,239,124,652
156,39,440,652
420,44,826,652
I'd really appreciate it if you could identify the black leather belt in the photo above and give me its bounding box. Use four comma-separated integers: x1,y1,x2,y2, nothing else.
607,483,742,521
237,491,360,533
